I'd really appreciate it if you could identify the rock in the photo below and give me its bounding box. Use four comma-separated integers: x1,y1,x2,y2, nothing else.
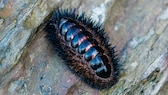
0,0,168,95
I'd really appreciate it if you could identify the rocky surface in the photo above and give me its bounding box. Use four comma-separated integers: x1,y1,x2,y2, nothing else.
0,0,168,95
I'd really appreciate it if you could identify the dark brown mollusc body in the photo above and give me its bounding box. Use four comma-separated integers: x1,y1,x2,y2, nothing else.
45,9,119,89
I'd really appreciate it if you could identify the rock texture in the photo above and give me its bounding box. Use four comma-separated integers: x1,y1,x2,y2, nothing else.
0,0,168,95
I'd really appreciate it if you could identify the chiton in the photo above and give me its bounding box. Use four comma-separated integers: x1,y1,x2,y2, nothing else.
45,8,119,89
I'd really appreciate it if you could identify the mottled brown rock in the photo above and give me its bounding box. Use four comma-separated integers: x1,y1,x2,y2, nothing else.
0,0,168,95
